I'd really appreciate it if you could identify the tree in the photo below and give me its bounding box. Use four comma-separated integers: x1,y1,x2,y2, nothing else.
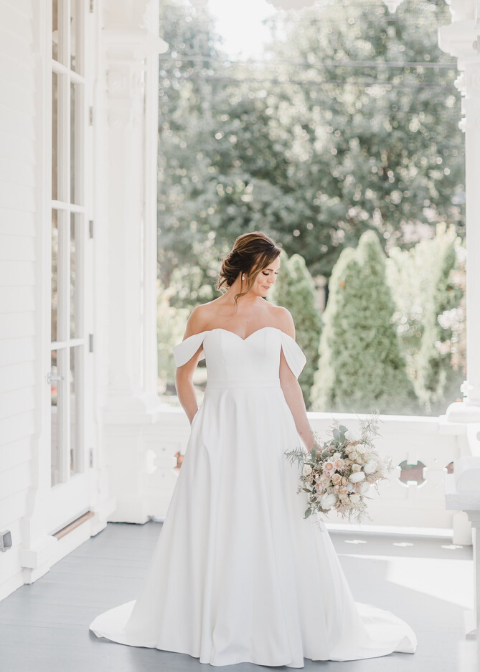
264,0,464,277
269,250,322,407
157,280,190,390
385,223,463,412
311,231,415,414
157,0,464,293
157,2,293,291
416,235,464,413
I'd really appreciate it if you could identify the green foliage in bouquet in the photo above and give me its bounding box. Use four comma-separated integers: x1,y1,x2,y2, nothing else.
269,249,322,408
285,415,393,524
310,231,416,414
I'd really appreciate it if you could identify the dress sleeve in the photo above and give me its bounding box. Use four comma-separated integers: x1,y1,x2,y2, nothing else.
279,331,307,380
173,331,207,367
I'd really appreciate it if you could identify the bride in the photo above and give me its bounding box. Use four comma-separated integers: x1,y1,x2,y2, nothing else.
89,231,417,667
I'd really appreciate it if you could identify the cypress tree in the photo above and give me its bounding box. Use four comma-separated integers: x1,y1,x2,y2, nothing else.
269,250,322,408
417,239,464,413
311,230,416,414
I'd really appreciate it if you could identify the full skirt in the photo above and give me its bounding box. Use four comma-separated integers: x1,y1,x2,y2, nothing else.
89,386,417,667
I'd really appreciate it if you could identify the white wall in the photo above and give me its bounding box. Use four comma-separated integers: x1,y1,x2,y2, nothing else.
0,0,166,602
0,0,37,599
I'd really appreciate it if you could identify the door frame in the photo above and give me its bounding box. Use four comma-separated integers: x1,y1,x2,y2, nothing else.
41,0,95,535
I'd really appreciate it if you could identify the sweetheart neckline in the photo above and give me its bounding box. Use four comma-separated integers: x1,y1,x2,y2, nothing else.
193,326,288,343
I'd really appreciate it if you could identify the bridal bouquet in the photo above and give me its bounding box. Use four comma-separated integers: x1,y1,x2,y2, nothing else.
285,415,393,524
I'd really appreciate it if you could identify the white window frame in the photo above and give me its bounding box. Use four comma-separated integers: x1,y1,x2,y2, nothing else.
45,0,94,534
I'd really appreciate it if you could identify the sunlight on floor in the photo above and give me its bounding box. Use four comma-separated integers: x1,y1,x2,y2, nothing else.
458,640,480,672
339,550,473,610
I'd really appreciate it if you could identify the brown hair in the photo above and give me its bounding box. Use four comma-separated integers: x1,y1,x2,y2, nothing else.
217,231,281,309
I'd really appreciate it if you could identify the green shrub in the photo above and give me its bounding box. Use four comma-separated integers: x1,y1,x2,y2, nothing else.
416,234,464,413
311,231,416,414
269,250,322,407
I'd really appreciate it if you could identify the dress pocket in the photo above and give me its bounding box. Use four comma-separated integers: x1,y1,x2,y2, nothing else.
190,408,200,429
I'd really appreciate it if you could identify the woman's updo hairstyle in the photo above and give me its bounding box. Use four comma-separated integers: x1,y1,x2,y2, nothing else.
217,231,281,309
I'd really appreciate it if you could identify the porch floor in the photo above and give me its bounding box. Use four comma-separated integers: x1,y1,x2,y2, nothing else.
0,521,474,671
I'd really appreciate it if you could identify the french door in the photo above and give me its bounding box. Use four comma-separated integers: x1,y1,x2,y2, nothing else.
48,0,94,534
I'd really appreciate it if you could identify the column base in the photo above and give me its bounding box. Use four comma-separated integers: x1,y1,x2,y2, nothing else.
465,609,478,640
445,401,480,423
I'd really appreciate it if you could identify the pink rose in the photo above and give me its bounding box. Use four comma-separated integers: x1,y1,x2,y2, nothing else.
334,458,345,471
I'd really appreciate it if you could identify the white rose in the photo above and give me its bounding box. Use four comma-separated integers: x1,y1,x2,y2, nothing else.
349,494,361,503
332,452,342,461
349,471,365,483
321,492,337,510
303,464,313,477
351,464,361,472
364,460,377,475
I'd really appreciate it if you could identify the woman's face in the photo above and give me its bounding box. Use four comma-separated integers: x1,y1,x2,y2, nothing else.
252,256,281,298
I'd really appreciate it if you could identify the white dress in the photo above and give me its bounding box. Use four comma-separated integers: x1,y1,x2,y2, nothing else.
89,326,417,667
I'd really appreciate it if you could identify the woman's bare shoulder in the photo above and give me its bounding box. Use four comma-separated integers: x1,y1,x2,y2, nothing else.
183,301,219,337
268,304,296,338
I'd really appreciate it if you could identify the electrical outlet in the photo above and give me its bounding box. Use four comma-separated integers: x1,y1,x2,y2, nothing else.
0,530,12,552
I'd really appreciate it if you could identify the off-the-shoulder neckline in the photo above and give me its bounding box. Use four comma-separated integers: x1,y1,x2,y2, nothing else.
178,326,296,344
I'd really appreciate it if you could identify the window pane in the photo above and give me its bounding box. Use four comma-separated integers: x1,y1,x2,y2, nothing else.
70,82,78,204
52,210,58,342
51,349,63,486
52,0,59,61
70,213,76,338
70,345,82,475
70,0,79,73
52,72,58,200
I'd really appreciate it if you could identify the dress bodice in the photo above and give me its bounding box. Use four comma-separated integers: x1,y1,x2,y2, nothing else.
173,327,306,384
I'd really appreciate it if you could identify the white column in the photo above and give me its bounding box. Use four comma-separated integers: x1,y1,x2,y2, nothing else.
103,0,167,420
102,0,169,522
439,3,480,421
439,1,480,645
445,464,480,638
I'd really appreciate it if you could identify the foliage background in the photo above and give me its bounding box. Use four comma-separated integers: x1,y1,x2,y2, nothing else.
156,0,466,415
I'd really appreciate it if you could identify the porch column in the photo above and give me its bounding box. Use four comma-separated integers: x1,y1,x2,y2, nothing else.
103,0,167,419
439,0,480,644
439,3,480,421
445,463,480,638
102,0,168,522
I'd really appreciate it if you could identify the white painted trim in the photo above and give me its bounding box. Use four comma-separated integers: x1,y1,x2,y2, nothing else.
51,58,86,83
52,200,86,212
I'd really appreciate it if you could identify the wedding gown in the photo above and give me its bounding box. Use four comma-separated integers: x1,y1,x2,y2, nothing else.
89,326,417,667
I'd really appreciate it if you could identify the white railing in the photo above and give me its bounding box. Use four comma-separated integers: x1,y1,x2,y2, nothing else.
116,409,467,536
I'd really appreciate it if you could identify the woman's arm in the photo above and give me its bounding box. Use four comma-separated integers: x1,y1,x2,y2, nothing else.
277,308,316,452
175,307,205,424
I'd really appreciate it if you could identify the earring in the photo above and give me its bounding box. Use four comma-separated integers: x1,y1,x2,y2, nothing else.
242,274,245,280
